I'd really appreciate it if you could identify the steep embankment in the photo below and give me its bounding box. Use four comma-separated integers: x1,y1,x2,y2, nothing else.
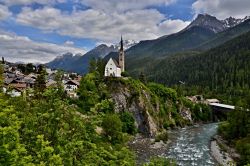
104,77,211,137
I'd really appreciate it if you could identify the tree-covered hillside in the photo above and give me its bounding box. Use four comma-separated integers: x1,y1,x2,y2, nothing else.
139,31,250,107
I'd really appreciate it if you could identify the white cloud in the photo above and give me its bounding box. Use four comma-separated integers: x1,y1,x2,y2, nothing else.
64,40,74,46
0,0,65,6
158,19,190,35
16,6,189,42
0,32,85,63
0,4,11,20
80,0,176,12
192,0,250,19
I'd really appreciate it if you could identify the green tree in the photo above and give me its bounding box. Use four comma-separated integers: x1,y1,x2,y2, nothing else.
25,63,35,74
139,72,147,83
88,58,97,73
34,66,47,98
0,64,3,89
144,157,176,166
78,73,100,111
102,114,123,144
120,112,136,135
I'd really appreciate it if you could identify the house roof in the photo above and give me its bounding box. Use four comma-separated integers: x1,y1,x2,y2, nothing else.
46,80,57,87
4,78,14,84
10,83,27,89
65,80,80,86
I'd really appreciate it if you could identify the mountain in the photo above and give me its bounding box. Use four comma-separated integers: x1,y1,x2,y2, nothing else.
185,14,248,33
46,44,116,73
197,18,250,50
125,25,216,59
123,14,250,76
46,39,138,74
47,52,82,72
145,30,250,89
185,14,227,33
125,14,250,59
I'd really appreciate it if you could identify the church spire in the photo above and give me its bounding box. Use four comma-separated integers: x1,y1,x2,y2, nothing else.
119,35,125,72
120,35,123,51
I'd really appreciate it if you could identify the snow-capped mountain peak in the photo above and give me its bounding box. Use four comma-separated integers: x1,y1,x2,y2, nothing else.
185,14,250,33
113,39,139,50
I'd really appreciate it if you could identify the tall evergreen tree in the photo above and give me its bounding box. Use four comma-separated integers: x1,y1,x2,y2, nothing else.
34,66,46,98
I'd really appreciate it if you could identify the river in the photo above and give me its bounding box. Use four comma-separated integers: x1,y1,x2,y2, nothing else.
166,123,218,166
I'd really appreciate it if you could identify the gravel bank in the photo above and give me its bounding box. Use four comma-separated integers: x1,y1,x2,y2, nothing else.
210,135,239,166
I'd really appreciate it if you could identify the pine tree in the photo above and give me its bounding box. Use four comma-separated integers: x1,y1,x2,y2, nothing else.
34,66,46,98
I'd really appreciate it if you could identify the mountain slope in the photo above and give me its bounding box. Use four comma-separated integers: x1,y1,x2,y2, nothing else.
126,26,216,59
197,18,250,50
125,16,250,77
47,44,116,73
146,31,250,89
184,14,227,33
46,52,82,72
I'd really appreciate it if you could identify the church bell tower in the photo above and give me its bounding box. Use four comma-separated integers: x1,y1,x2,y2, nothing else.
119,36,125,72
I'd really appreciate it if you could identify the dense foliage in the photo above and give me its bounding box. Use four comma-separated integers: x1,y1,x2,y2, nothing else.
218,109,250,165
129,31,250,107
0,90,136,165
143,157,176,166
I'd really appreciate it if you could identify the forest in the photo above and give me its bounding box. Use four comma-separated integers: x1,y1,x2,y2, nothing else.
129,30,250,108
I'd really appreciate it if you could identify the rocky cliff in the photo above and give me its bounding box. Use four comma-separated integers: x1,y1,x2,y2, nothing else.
105,78,195,137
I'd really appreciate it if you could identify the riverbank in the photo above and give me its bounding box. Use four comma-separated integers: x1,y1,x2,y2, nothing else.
128,134,170,165
210,135,240,166
129,123,220,165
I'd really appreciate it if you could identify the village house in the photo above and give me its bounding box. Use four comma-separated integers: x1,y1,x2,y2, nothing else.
64,80,80,98
64,80,80,92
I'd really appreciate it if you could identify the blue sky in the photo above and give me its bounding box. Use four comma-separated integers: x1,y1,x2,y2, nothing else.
0,0,249,63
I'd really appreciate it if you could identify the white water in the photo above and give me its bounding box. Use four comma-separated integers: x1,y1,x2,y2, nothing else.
166,123,218,166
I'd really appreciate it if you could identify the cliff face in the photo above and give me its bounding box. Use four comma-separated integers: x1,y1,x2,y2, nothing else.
105,78,193,137
110,85,158,137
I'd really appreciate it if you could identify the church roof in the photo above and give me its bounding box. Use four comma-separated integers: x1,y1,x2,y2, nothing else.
108,58,120,68
112,58,120,67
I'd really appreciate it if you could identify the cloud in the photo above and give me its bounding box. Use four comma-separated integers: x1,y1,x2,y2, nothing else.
192,0,250,19
64,40,74,46
16,6,189,42
80,0,176,12
0,32,85,63
0,4,11,20
158,19,190,35
0,0,65,6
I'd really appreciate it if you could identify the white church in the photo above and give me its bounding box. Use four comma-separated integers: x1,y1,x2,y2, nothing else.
104,37,125,77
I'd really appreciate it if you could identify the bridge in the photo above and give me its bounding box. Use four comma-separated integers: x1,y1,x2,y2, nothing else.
208,103,235,121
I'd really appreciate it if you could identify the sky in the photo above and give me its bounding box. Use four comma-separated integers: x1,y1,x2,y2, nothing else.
0,0,250,63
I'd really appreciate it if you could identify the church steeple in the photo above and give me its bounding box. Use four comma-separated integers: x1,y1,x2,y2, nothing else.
120,35,123,51
119,35,125,72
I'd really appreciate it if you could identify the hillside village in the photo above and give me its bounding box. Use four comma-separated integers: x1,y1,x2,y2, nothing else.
1,59,81,98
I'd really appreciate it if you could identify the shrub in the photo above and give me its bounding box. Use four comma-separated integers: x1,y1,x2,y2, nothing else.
121,71,129,77
120,112,137,135
144,157,176,166
155,132,168,143
102,114,123,144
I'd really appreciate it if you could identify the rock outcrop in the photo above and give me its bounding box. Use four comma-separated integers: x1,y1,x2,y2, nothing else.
110,82,159,137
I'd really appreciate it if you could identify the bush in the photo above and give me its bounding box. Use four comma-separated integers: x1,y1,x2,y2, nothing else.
155,132,168,143
144,157,176,166
236,136,250,165
121,71,129,77
120,112,137,135
102,114,124,144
